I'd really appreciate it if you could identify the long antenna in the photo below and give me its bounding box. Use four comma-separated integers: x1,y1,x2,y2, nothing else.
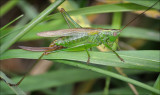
120,0,160,32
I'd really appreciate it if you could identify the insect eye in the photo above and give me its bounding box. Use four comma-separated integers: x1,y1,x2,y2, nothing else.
113,32,117,36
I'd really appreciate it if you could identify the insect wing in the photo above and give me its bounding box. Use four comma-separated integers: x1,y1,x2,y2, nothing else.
37,28,100,37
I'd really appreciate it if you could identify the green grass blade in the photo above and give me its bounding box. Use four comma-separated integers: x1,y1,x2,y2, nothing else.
0,15,24,40
0,0,65,54
111,12,122,50
1,68,158,94
45,3,155,21
103,67,112,95
0,14,23,32
1,69,104,94
125,0,160,10
112,12,122,29
56,84,73,95
0,0,19,17
17,0,38,19
56,60,160,94
152,74,160,95
154,74,160,89
82,84,155,95
0,71,26,95
0,0,40,41
0,50,159,72
120,27,160,41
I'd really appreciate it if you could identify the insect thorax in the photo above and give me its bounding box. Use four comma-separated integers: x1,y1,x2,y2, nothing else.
98,29,120,40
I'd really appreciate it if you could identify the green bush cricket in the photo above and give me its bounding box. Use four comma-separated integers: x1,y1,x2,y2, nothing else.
8,0,159,86
19,8,124,63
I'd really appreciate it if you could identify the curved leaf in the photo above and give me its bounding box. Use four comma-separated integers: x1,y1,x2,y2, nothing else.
45,3,155,21
1,49,159,72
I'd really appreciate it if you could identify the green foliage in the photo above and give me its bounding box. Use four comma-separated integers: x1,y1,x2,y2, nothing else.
1,49,160,72
0,0,159,95
45,3,151,20
0,71,26,95
0,15,23,32
126,0,160,9
0,0,65,54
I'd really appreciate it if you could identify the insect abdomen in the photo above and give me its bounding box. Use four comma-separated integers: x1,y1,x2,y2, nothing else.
55,35,88,47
